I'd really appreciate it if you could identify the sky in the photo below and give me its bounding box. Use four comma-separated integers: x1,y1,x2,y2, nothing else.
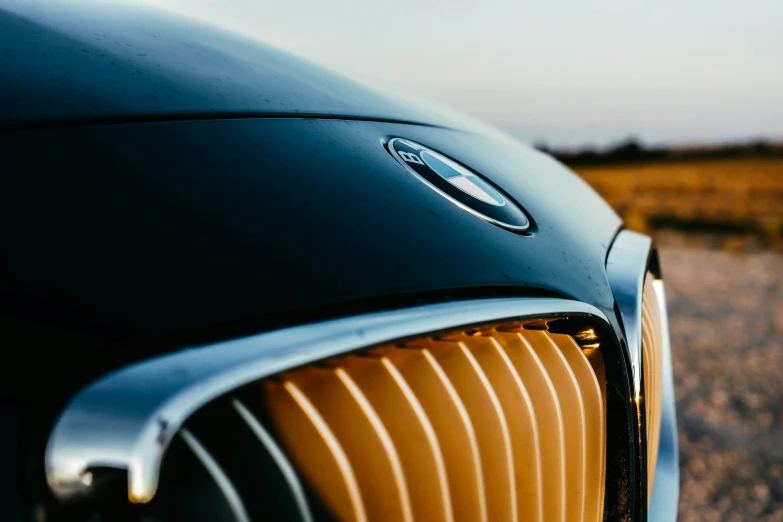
147,0,783,149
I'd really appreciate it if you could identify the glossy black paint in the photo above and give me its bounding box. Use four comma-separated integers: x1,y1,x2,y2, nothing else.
0,0,477,130
3,118,620,357
2,116,627,519
0,1,632,520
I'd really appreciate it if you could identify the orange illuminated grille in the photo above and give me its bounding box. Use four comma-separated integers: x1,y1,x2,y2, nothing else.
642,275,664,500
260,326,606,522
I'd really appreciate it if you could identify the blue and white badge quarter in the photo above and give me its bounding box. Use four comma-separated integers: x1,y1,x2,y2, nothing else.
386,138,530,233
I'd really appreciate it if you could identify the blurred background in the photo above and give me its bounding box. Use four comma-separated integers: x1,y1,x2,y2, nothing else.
151,0,783,519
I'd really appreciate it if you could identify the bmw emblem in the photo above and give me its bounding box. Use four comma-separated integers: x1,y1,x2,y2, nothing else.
387,138,530,233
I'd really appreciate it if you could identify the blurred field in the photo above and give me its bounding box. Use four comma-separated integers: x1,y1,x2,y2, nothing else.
576,158,783,249
574,158,783,520
660,239,783,521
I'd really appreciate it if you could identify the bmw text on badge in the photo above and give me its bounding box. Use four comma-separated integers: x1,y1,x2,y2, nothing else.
387,138,530,233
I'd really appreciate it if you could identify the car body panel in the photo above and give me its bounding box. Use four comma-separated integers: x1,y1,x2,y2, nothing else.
2,118,620,359
0,2,677,521
0,0,481,131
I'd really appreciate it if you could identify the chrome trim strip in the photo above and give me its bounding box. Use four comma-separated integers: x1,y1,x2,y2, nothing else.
232,399,314,522
648,280,680,522
606,229,652,398
46,297,608,505
607,230,680,520
179,429,250,522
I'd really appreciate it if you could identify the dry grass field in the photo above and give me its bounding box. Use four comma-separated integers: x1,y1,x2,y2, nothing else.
576,157,783,249
575,159,783,520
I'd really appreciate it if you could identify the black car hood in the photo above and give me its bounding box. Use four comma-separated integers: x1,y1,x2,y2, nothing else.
0,0,484,131
2,118,620,394
0,0,621,404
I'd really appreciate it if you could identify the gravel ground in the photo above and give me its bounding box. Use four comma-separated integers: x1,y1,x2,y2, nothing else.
658,240,783,521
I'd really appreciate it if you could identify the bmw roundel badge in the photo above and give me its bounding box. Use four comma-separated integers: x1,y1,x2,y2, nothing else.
387,138,530,233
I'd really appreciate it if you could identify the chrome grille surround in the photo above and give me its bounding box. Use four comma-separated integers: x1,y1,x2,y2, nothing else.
45,297,637,522
259,325,607,522
606,229,679,522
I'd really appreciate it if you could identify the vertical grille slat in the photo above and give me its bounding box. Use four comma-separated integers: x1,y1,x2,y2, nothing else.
178,429,250,522
375,346,488,522
256,323,606,522
494,331,567,522
551,335,606,522
520,330,587,522
457,335,544,522
179,396,314,522
337,354,453,522
422,339,517,522
281,367,413,522
642,274,664,500
231,399,314,522
264,380,367,522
